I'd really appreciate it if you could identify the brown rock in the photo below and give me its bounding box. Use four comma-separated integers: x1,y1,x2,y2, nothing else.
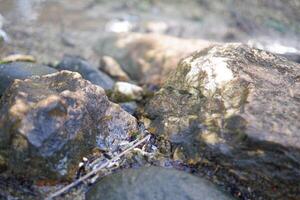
99,56,130,81
95,33,215,85
146,44,300,199
0,70,138,181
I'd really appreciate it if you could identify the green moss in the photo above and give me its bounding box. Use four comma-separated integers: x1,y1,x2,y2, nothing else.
129,131,140,140
111,90,135,103
0,60,8,64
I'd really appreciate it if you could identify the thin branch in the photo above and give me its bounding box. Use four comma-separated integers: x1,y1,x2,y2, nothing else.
46,134,151,200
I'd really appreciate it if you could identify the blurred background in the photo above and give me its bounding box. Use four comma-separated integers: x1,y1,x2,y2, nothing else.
0,0,300,65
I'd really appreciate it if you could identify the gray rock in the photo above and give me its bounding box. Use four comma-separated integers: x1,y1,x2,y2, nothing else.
86,167,232,200
95,33,214,85
278,52,300,63
120,101,138,115
146,44,300,199
0,61,57,95
56,55,115,90
0,14,3,29
0,71,138,181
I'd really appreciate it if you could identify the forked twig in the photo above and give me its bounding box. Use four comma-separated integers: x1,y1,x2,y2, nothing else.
46,134,151,200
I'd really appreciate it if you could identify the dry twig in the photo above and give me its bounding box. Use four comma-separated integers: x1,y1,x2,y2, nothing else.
46,134,151,200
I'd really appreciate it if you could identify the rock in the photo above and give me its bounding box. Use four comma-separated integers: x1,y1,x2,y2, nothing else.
0,62,57,96
0,30,3,44
0,14,9,43
146,44,300,199
0,71,138,181
95,33,214,85
0,14,3,29
247,40,300,63
86,166,232,200
120,101,138,115
105,19,135,33
278,52,300,63
1,54,36,63
56,55,115,90
99,56,130,81
145,21,169,34
111,82,144,102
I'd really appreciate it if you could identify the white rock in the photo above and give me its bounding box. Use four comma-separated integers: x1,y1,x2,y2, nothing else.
0,14,9,42
112,82,143,102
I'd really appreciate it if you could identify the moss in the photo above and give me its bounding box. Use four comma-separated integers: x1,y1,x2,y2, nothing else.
101,115,113,122
129,131,140,140
111,91,135,103
0,60,8,64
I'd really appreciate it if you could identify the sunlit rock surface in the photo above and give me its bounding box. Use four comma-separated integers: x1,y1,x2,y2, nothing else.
111,82,144,102
0,61,57,95
95,33,215,85
0,71,138,181
146,44,300,199
86,167,232,200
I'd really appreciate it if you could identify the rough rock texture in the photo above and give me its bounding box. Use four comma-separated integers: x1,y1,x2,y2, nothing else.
86,167,232,200
99,56,130,81
0,61,57,95
146,44,300,199
95,33,215,85
56,55,115,90
0,71,138,181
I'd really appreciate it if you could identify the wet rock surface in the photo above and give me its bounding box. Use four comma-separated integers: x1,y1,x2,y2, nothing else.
56,55,115,90
146,44,300,199
0,61,57,95
95,33,214,85
0,70,138,181
86,166,232,200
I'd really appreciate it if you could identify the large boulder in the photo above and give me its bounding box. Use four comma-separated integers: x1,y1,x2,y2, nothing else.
86,166,232,200
0,61,57,96
0,71,138,181
56,55,115,90
95,33,214,85
146,44,300,199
